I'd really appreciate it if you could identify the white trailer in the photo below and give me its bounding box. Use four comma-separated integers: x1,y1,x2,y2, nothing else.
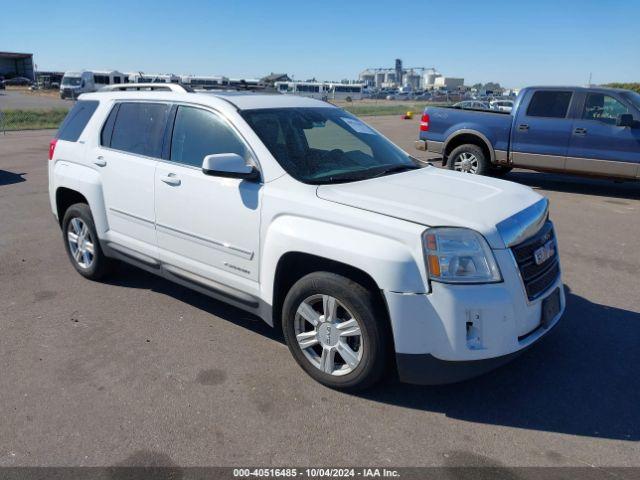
60,70,127,99
180,75,229,90
274,81,364,101
126,72,180,84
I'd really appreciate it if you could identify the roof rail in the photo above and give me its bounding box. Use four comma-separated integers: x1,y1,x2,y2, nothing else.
100,83,189,93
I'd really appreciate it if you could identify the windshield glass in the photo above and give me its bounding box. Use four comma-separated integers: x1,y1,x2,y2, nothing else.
622,91,640,110
241,107,417,184
62,77,81,86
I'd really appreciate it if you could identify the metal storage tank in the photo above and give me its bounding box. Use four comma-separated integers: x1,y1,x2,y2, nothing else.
424,72,440,87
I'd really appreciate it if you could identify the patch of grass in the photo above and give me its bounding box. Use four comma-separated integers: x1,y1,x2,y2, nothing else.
0,108,69,131
339,102,447,116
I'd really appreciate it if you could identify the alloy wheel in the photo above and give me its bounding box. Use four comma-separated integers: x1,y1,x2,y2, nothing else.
294,294,363,376
453,152,479,174
67,217,95,269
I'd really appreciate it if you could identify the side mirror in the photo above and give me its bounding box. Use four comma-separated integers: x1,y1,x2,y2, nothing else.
202,153,260,181
616,113,634,128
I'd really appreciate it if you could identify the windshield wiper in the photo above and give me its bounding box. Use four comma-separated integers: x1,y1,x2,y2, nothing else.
310,174,372,185
310,164,420,185
367,164,421,179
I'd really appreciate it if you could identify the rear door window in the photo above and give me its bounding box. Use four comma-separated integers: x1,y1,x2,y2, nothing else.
56,100,99,142
110,102,170,157
526,91,573,118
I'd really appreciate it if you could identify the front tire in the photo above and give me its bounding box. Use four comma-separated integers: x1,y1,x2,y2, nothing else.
62,203,113,280
447,144,491,175
282,272,389,391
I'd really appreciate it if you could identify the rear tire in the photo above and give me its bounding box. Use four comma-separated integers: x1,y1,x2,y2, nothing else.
282,272,388,391
447,144,491,176
62,203,113,280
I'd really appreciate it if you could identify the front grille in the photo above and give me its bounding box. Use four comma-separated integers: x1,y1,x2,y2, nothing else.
511,221,559,301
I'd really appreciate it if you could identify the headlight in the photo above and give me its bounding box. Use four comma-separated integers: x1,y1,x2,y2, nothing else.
423,228,502,284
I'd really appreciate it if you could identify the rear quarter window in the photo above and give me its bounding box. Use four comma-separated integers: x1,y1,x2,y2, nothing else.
56,100,99,142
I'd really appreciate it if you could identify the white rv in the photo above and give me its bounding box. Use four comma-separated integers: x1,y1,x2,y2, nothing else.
180,75,229,90
60,70,127,99
275,81,364,101
126,72,180,84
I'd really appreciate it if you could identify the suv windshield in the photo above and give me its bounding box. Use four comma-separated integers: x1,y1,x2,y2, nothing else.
241,107,418,184
62,77,81,86
622,91,640,110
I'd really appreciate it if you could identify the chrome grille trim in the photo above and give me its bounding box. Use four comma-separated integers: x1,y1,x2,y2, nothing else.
496,198,549,248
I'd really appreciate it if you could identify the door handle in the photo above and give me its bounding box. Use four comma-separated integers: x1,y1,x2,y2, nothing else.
574,127,587,136
94,156,107,167
160,174,181,186
517,124,529,131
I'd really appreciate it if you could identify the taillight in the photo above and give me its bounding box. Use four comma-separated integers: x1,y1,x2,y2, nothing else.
48,138,57,160
420,113,430,132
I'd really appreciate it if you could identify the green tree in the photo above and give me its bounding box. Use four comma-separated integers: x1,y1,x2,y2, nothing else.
603,83,640,93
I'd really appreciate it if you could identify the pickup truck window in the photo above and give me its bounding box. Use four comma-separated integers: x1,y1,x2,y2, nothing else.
582,94,628,125
241,107,416,184
622,91,640,110
526,91,572,118
170,106,249,168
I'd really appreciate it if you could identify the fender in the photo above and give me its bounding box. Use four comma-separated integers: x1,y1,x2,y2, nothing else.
443,128,496,164
53,161,109,235
259,214,427,306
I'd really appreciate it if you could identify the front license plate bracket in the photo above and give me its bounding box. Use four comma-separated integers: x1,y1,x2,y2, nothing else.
541,287,561,328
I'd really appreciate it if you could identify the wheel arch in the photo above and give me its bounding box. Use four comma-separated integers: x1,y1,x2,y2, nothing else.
52,162,108,234
443,129,495,167
55,187,89,226
271,251,387,330
261,216,427,329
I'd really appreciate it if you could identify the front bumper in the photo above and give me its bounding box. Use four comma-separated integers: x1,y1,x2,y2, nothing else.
395,310,561,385
385,250,565,385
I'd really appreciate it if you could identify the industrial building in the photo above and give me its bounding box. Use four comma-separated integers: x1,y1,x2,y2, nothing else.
433,76,464,91
359,59,464,91
0,51,35,80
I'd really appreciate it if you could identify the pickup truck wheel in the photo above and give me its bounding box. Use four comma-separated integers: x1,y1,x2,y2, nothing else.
448,144,490,175
62,203,113,280
282,272,388,391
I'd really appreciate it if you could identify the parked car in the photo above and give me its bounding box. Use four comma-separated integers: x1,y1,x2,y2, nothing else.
3,76,33,86
417,86,640,179
453,100,491,110
48,83,564,390
414,92,432,101
0,77,5,90
490,99,514,112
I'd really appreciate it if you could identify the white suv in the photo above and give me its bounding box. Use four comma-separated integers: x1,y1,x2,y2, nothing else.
48,84,564,390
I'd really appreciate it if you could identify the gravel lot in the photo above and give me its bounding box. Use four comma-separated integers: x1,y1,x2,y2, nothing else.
0,118,638,470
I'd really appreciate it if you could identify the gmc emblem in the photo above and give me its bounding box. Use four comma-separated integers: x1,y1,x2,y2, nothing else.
534,240,555,265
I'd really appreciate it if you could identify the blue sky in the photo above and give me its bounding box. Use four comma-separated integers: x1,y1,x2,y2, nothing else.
1,0,638,87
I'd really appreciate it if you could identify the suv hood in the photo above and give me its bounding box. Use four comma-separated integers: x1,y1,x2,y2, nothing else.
316,166,543,249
